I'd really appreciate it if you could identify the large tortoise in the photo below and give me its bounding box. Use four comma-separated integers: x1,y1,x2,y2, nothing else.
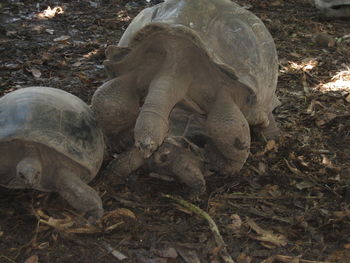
92,0,280,180
0,87,105,220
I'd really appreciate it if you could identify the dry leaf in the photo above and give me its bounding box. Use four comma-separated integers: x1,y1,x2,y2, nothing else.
262,255,331,263
227,214,242,232
271,0,283,6
24,255,39,263
295,181,315,190
326,249,350,263
306,99,316,115
72,61,82,67
156,247,178,258
174,204,193,215
324,112,337,122
102,208,137,220
41,52,52,61
247,218,287,247
31,59,43,65
30,68,42,78
40,215,74,230
266,140,277,151
38,6,64,19
346,94,350,103
333,210,350,220
45,29,54,34
75,73,91,84
176,247,201,263
258,162,267,174
237,253,252,263
103,242,128,260
315,119,326,127
284,159,302,175
53,35,70,42
290,52,302,58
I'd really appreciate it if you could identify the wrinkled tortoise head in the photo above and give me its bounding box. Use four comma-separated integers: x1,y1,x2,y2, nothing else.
15,157,42,188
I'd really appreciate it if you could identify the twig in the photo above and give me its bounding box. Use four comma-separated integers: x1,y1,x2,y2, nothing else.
102,242,128,261
163,194,235,263
224,194,321,200
228,202,292,224
0,255,16,263
261,255,332,263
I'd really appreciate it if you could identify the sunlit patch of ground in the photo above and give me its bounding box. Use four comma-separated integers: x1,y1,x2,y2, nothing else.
37,6,64,19
320,67,350,93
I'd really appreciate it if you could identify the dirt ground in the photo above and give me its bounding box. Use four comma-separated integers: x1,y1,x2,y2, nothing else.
0,0,350,262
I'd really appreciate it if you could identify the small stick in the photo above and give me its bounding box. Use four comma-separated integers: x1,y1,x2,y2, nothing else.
0,255,16,263
261,255,332,263
163,194,235,263
102,242,128,261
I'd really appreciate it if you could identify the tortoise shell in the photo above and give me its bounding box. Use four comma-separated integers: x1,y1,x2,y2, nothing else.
117,0,280,122
0,87,104,182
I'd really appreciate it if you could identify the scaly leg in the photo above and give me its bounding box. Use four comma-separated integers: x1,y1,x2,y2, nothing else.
55,169,103,222
91,74,139,138
134,51,191,158
104,146,145,178
206,91,251,175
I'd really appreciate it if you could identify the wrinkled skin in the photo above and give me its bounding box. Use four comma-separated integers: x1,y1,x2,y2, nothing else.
104,107,208,195
315,0,350,17
92,0,280,191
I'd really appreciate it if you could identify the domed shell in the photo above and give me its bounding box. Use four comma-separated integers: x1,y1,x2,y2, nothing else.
118,0,280,115
0,87,105,179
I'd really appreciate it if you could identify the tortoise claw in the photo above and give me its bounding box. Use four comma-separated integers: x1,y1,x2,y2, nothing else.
135,137,158,158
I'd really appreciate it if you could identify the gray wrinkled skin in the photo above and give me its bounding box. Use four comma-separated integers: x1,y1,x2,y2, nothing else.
105,106,208,195
0,87,105,221
315,0,350,17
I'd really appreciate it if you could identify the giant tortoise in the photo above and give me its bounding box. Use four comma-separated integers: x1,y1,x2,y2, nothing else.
92,0,280,184
0,87,105,220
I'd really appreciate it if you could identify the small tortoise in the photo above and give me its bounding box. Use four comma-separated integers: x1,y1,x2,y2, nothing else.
92,0,280,179
315,0,350,17
0,87,105,220
106,105,207,194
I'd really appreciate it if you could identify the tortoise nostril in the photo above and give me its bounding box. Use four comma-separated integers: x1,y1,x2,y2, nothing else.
159,153,168,163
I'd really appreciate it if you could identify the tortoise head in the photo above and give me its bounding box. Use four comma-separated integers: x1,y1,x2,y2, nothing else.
15,157,42,187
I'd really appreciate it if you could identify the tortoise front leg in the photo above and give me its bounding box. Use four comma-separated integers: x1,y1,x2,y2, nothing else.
91,74,139,138
104,146,145,178
206,91,251,175
134,54,191,158
55,169,103,222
